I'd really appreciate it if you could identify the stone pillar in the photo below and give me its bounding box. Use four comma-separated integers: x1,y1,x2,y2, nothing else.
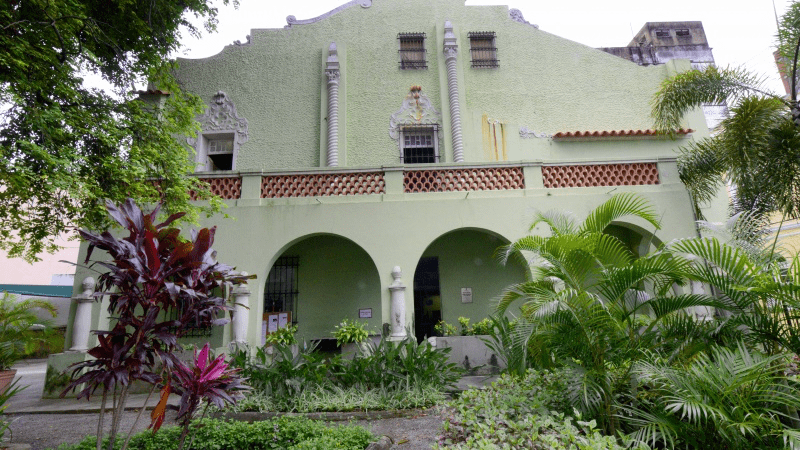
231,272,251,346
443,21,464,162
388,266,407,340
325,43,340,167
691,281,713,320
69,277,95,352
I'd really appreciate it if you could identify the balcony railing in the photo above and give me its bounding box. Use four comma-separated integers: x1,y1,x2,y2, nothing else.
188,159,668,200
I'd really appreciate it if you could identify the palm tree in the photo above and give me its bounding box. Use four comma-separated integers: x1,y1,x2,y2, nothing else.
497,193,721,436
652,3,800,222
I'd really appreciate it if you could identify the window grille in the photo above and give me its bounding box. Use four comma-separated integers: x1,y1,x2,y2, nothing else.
264,256,299,324
468,32,498,68
655,29,671,38
675,29,691,37
401,126,438,164
165,298,214,338
398,33,427,69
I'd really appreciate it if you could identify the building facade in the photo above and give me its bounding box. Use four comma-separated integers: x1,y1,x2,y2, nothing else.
53,0,725,376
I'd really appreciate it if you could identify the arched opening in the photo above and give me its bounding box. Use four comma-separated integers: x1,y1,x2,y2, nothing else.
412,228,527,341
604,222,662,258
264,234,381,343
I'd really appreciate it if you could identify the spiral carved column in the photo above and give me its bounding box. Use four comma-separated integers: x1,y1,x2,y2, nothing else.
443,21,464,162
325,43,340,167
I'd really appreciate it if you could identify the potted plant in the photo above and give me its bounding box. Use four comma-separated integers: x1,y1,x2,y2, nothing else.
0,292,56,391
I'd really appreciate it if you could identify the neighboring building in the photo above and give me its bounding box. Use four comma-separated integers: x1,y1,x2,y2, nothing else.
599,21,726,131
54,0,725,374
0,236,78,327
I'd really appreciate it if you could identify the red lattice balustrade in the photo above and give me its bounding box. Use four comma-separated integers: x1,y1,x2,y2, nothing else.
404,167,525,193
189,177,242,200
542,163,659,188
261,172,386,198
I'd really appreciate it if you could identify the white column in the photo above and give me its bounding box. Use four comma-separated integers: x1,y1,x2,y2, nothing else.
691,281,713,321
388,266,407,340
443,21,464,162
69,277,95,352
325,42,340,167
232,272,251,346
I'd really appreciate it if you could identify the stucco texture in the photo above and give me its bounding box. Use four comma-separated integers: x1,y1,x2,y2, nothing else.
175,0,695,171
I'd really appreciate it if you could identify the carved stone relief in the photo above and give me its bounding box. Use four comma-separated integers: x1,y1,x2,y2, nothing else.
187,91,249,171
519,126,552,139
509,8,539,29
389,86,443,142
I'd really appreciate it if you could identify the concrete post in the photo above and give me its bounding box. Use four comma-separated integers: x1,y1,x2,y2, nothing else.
69,277,95,352
232,272,251,346
388,266,407,340
443,21,464,162
325,43,340,167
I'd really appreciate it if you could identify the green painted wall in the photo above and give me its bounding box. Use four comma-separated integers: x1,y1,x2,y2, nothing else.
175,0,700,171
420,229,527,324
276,235,382,341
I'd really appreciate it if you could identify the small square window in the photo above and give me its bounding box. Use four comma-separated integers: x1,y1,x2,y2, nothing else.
401,126,438,163
205,135,234,171
468,32,498,68
398,33,427,69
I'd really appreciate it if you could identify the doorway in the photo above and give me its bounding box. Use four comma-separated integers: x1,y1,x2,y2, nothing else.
413,256,441,342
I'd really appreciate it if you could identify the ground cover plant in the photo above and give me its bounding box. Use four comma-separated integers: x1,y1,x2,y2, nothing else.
228,332,461,412
53,416,374,450
435,370,644,450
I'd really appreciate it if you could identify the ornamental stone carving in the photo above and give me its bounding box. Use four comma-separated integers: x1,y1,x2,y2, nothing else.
443,20,464,162
389,86,443,141
519,126,552,138
187,91,249,148
509,8,539,29
286,0,372,27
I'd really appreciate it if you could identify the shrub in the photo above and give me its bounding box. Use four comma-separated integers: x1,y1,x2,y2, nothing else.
229,334,462,412
55,417,374,450
436,370,643,449
332,319,369,346
264,325,298,346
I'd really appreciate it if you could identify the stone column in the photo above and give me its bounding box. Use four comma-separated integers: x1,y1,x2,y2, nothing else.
69,277,95,352
231,272,251,346
443,21,464,162
325,43,340,167
388,266,407,340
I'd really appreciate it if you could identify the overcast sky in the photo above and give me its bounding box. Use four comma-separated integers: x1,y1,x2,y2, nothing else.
178,0,794,94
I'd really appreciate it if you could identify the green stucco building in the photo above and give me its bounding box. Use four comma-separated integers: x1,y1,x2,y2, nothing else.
53,0,725,374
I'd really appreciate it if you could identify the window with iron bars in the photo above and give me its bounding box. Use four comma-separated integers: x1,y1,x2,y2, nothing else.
264,256,299,324
400,126,439,164
398,33,427,69
468,32,498,68
165,298,216,338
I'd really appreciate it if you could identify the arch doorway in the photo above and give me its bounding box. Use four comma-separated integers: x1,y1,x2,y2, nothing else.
264,234,381,343
412,229,527,341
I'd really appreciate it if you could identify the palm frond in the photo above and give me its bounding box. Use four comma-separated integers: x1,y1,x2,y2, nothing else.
580,193,660,234
652,65,778,132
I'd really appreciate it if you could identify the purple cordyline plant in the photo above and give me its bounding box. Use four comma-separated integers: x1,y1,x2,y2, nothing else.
61,199,253,450
151,342,248,449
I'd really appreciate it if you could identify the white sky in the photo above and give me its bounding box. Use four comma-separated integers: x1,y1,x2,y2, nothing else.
178,0,794,94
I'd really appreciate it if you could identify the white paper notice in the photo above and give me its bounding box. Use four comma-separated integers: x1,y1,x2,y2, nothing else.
261,321,267,346
278,312,288,329
268,315,278,333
